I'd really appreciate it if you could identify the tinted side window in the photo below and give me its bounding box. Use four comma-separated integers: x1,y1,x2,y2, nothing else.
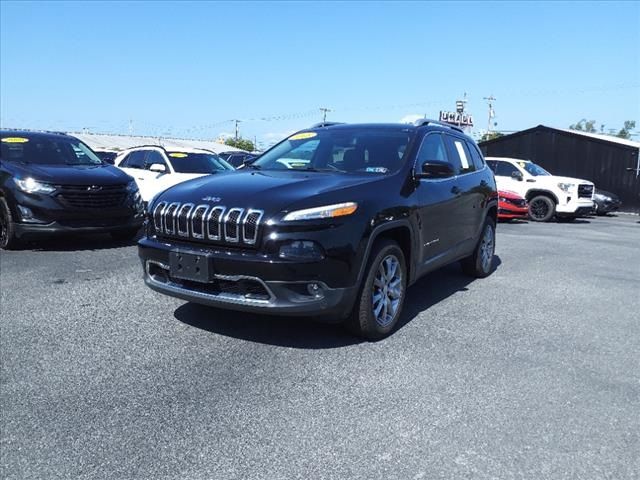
486,160,497,173
145,151,167,170
122,150,146,169
415,133,447,166
466,142,485,170
444,135,475,175
495,161,520,177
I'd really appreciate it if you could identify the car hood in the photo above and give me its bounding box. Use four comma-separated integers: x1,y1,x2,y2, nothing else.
7,162,132,185
154,169,386,216
528,175,593,186
595,189,619,200
498,190,525,199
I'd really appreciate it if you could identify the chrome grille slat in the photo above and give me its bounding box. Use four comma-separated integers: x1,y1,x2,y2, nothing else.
154,202,263,246
206,206,226,240
177,203,194,237
224,208,244,243
163,203,180,234
242,209,264,245
191,205,209,239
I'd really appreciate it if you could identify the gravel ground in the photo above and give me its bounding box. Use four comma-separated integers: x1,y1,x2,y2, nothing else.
1,214,639,480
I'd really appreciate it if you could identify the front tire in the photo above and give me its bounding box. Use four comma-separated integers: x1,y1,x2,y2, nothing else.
528,195,555,222
347,239,407,340
461,217,496,278
0,198,21,250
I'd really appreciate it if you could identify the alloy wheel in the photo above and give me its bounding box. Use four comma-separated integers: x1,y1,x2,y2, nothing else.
479,224,494,272
372,254,403,327
529,199,549,220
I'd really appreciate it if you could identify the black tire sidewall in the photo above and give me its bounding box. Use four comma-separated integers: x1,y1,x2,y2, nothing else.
528,195,555,222
351,240,407,340
0,198,18,249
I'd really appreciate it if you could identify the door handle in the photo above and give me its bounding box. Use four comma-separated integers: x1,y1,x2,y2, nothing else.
137,177,145,180
451,186,461,195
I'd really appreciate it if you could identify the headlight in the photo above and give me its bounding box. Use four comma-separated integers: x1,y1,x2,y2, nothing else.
14,177,56,194
594,193,608,201
126,180,139,192
282,202,358,221
557,183,575,193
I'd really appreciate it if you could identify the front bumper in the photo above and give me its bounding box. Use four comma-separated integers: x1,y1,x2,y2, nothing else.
138,238,358,318
13,216,144,238
556,198,594,215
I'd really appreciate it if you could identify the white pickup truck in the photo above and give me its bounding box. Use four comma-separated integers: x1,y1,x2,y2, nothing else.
485,157,594,222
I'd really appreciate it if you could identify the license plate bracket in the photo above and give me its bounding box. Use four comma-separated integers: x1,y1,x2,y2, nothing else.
169,251,211,283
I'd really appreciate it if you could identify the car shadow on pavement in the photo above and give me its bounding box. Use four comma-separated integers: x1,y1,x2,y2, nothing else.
174,303,362,349
22,233,140,252
174,255,502,347
396,255,502,333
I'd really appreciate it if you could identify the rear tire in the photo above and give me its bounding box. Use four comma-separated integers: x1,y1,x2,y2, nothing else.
346,239,407,340
461,217,495,278
110,228,139,241
528,195,555,222
0,198,21,250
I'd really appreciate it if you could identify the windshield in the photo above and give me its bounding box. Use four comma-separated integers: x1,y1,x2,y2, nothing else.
253,128,414,174
167,152,234,174
519,161,550,176
0,135,103,165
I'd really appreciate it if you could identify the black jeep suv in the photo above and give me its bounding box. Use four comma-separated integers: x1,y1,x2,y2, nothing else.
139,120,497,339
0,130,145,249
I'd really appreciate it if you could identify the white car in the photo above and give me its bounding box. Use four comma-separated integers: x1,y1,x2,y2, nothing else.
485,157,594,222
114,146,234,203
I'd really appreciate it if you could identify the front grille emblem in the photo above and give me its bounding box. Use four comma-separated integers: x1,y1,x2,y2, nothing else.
87,185,102,191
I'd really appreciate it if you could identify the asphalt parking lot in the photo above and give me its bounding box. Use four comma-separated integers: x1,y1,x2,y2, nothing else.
1,214,639,480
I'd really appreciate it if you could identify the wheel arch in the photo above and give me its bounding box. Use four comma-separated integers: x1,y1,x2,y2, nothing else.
356,220,415,287
526,189,558,204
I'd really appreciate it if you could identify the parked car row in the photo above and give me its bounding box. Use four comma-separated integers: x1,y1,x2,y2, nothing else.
485,157,621,222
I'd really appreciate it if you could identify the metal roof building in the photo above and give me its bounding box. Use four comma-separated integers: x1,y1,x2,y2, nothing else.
69,132,244,154
479,125,640,212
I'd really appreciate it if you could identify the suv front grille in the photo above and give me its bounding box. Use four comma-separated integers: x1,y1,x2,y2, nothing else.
56,184,128,209
578,184,594,199
153,202,264,246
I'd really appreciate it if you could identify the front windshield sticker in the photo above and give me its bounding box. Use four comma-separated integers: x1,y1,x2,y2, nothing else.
288,132,317,141
454,141,470,169
366,167,388,173
168,152,188,158
1,137,29,143
517,161,527,168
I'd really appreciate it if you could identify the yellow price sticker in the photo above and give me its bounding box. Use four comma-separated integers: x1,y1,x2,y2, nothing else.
288,132,317,141
168,152,188,158
1,137,29,143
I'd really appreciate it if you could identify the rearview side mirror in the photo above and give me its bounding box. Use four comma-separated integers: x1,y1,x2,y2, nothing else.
149,163,167,174
511,170,523,181
415,160,455,179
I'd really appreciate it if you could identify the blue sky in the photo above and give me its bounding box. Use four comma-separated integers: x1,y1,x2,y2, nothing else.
1,0,638,146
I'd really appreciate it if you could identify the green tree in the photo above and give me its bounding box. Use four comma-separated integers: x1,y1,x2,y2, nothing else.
479,131,504,142
224,137,255,152
616,120,636,140
569,119,597,133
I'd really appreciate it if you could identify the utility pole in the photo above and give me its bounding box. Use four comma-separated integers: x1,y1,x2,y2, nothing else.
483,95,496,134
128,118,133,135
233,119,241,141
319,107,331,124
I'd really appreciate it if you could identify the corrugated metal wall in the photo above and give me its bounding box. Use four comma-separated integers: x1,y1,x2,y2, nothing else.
480,127,640,212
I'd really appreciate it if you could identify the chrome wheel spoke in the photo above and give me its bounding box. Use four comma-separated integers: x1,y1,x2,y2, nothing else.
371,254,403,328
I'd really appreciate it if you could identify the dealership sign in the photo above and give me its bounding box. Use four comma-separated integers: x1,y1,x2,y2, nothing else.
439,111,474,127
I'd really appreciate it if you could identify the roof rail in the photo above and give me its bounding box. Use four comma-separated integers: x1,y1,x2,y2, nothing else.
309,122,345,128
413,118,464,133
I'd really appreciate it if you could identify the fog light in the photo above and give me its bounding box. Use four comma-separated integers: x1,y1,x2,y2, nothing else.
307,282,324,298
279,240,324,260
17,205,45,223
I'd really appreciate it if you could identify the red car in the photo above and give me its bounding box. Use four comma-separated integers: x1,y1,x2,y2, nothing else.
498,190,528,220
